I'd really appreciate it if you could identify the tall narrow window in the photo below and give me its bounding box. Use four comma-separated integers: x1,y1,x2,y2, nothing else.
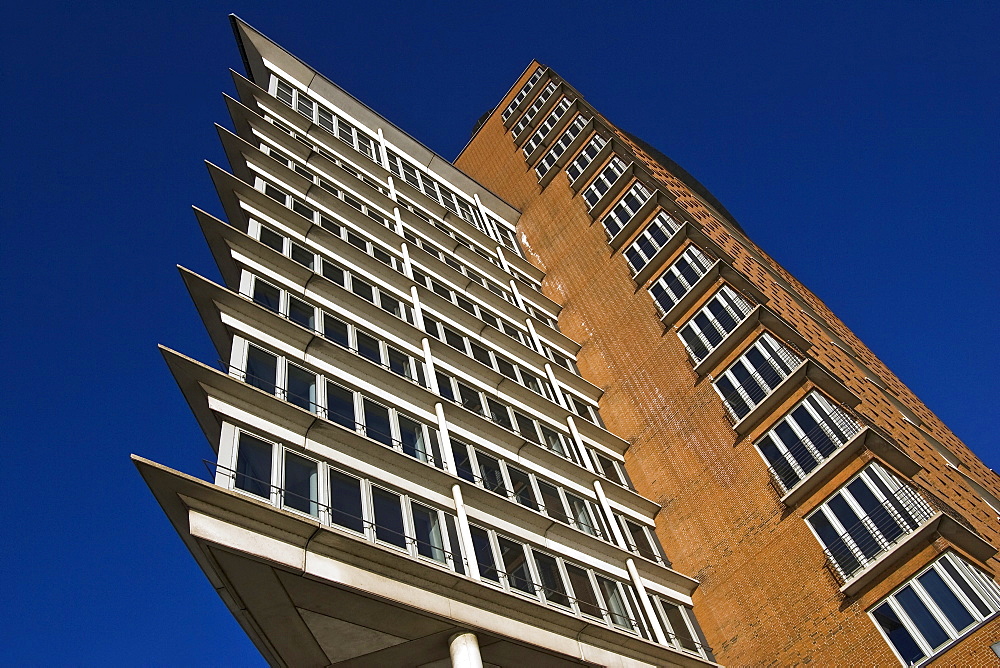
287,295,315,330
371,487,406,548
497,537,535,595
245,345,277,395
328,469,364,532
714,333,801,421
506,466,538,510
470,526,500,583
411,502,446,562
533,552,570,606
566,564,603,618
363,399,393,446
597,577,633,630
285,363,316,412
677,286,754,362
252,279,281,313
326,381,356,429
398,416,430,464
283,452,318,516
648,246,715,315
234,433,272,499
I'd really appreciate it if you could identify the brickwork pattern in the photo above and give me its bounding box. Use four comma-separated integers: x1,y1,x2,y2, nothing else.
456,62,1000,666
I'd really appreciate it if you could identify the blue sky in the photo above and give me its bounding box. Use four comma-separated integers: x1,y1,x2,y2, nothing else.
3,2,997,664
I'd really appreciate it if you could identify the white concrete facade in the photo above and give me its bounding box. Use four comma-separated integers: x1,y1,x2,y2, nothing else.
136,15,717,667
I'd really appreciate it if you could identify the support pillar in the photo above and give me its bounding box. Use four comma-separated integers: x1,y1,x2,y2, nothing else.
448,631,483,668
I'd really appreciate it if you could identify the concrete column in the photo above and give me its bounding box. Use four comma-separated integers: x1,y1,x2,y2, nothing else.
448,632,483,668
523,317,545,355
400,238,414,279
542,361,566,407
565,416,596,472
435,402,456,474
593,479,628,550
451,485,481,580
626,558,669,646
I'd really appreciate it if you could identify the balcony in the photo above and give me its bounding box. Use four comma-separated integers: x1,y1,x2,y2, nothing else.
766,423,921,508
819,486,998,597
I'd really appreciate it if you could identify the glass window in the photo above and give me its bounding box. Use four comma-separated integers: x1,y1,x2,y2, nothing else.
537,481,569,524
539,425,569,458
287,295,315,330
328,469,364,532
356,330,382,365
436,371,455,402
597,577,633,630
286,363,316,412
566,564,602,618
457,383,484,416
411,502,446,562
245,346,277,395
470,342,493,367
252,279,281,313
497,537,535,595
326,381,355,429
283,451,318,516
398,416,430,464
476,452,508,495
506,466,538,510
363,398,393,446
451,441,476,483
235,433,272,498
323,312,349,348
533,552,570,606
514,411,540,443
371,487,406,548
259,225,284,252
470,526,500,583
290,243,314,270
566,493,597,536
352,278,374,303
486,398,513,430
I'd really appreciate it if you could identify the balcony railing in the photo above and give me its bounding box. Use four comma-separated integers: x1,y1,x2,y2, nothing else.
761,412,864,494
820,486,938,583
206,460,468,571
681,301,755,364
224,363,446,471
716,347,805,424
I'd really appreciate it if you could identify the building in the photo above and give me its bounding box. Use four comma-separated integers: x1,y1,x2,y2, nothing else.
136,15,1000,668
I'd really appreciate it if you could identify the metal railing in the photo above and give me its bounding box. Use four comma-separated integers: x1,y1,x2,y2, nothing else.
820,485,937,583
681,301,756,364
715,350,805,424
761,412,864,494
224,363,444,470
206,461,468,571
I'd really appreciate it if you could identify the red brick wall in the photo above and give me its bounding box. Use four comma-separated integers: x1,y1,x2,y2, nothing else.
456,65,1000,665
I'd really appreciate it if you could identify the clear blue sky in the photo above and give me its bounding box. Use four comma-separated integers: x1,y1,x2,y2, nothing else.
2,2,997,664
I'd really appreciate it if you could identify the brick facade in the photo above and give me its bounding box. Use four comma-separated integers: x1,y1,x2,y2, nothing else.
456,62,1000,665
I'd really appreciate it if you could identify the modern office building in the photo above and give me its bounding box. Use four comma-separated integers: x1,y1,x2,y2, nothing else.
136,15,1000,668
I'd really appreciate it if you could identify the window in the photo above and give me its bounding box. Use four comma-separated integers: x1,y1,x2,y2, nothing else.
283,451,318,516
234,433,272,499
582,156,627,208
618,515,664,563
522,97,572,156
411,502,446,562
871,552,1000,665
329,469,364,532
502,67,546,121
566,134,607,183
624,211,682,275
713,333,802,421
601,181,653,239
536,114,589,178
648,245,715,315
511,81,557,135
677,286,755,362
756,391,861,493
244,345,277,395
372,486,407,548
385,150,484,228
808,462,934,580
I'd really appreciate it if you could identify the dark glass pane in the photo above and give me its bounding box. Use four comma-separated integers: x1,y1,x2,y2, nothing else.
352,278,374,302
918,569,975,633
595,453,624,486
451,442,476,483
497,537,535,595
566,564,602,618
411,503,445,562
290,243,314,270
896,585,950,649
534,552,569,606
808,511,863,577
486,398,513,430
514,411,539,443
322,260,345,286
323,313,349,347
286,364,316,412
287,296,315,330
444,327,466,351
398,416,429,463
387,348,409,377
625,519,658,561
372,487,406,548
598,577,632,629
252,281,281,313
759,433,801,491
356,331,382,365
283,452,317,515
328,470,364,532
941,558,992,616
476,452,507,495
663,603,699,652
436,372,455,402
540,426,568,458
245,347,277,395
872,603,925,665
445,515,466,575
470,343,493,367
495,358,518,379
470,527,499,582
259,225,284,252
235,434,272,498
538,481,569,523
363,399,393,446
326,382,356,429
457,383,484,415
507,466,538,510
